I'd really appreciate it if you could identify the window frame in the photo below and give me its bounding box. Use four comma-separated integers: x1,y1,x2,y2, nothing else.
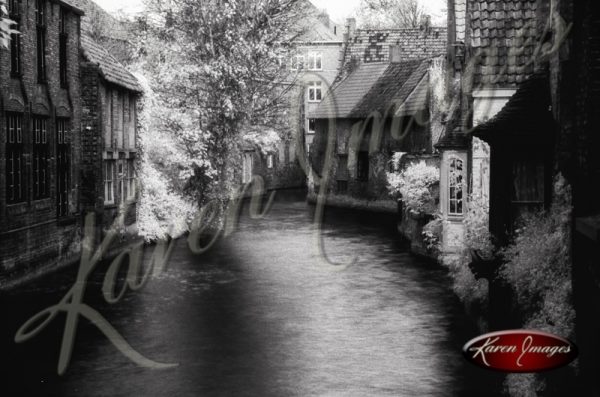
290,54,304,71
308,118,316,134
59,7,68,88
104,160,115,205
5,113,25,204
126,159,137,201
307,81,323,103
56,118,70,217
32,117,49,200
357,151,370,182
35,0,47,83
448,157,465,216
308,52,323,71
8,0,22,76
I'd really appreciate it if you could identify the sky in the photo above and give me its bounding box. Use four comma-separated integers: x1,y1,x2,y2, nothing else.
94,0,447,25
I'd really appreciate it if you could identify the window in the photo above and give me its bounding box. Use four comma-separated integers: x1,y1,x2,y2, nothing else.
308,118,316,134
57,119,70,216
308,81,322,102
357,151,369,181
291,54,304,70
9,0,21,76
36,0,47,83
104,160,115,204
308,52,322,70
448,158,464,215
117,160,126,203
510,157,545,227
32,117,49,200
127,159,136,200
59,8,68,88
242,152,253,184
6,113,25,204
266,154,274,169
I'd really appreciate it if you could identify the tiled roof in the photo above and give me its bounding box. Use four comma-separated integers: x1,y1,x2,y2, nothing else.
59,0,84,14
310,63,388,119
311,59,430,119
81,34,142,92
468,0,538,87
472,72,553,143
352,59,428,118
344,27,447,64
395,73,429,117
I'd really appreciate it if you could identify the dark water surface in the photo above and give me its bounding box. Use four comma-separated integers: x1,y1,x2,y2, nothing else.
1,193,504,396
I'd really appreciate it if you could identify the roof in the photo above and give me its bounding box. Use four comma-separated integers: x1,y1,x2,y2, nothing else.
59,0,85,15
469,0,538,87
311,59,430,119
81,34,142,92
344,27,447,64
289,0,341,43
395,74,429,117
471,72,554,143
68,0,130,41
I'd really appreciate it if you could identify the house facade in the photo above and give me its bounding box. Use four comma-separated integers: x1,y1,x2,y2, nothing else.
308,24,447,209
0,0,84,282
438,0,540,255
241,4,342,193
445,0,600,392
80,34,142,234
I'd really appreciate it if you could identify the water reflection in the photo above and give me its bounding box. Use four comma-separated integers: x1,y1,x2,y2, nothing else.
0,193,504,396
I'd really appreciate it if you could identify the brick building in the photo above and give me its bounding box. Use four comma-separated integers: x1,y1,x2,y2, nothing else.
241,2,342,192
1,0,84,283
79,33,142,233
444,0,600,393
307,23,446,207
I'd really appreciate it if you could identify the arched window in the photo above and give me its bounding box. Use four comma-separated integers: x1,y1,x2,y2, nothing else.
448,158,464,215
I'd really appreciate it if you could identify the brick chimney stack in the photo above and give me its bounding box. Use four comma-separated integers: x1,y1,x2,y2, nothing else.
345,18,357,40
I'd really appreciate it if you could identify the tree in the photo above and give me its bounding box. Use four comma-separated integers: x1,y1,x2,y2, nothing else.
355,0,427,29
132,0,303,238
0,0,17,49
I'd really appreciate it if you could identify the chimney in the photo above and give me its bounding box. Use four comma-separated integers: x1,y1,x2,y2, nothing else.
454,0,466,42
345,18,357,40
317,11,330,28
390,46,402,63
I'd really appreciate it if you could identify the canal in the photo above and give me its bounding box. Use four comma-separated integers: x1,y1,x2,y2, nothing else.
0,192,504,396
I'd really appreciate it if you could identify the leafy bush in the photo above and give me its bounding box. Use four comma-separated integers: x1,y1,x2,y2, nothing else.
422,214,443,253
499,174,574,338
387,161,439,215
463,193,494,259
499,174,575,397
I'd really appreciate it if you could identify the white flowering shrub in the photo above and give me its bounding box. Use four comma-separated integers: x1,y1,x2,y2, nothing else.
137,162,198,241
463,193,494,259
387,161,440,215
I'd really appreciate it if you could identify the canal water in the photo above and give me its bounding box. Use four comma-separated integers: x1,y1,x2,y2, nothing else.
0,192,504,396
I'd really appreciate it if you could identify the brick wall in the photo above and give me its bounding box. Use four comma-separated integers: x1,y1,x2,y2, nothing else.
1,0,83,279
80,69,139,234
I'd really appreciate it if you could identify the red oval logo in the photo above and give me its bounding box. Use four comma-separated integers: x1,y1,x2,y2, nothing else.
463,330,578,372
